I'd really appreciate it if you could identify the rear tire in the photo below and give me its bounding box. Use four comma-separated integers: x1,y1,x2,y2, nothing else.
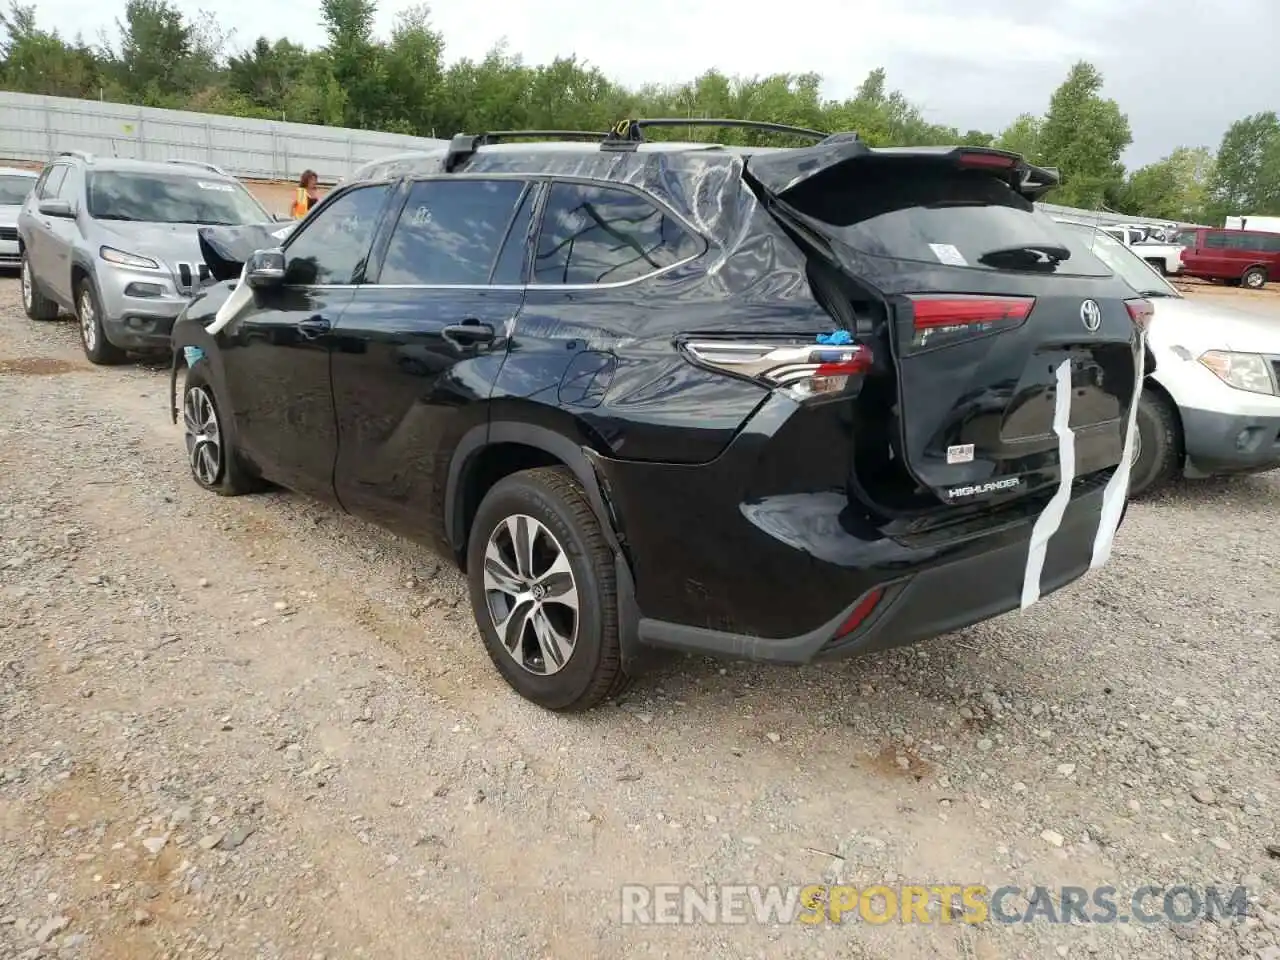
75,277,127,365
21,251,59,321
466,466,631,711
1129,390,1181,498
181,365,262,496
1242,266,1267,289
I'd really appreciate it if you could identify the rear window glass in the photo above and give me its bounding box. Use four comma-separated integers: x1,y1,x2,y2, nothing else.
784,163,1111,277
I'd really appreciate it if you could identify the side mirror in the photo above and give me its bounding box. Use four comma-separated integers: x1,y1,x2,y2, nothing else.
38,199,73,218
245,248,285,288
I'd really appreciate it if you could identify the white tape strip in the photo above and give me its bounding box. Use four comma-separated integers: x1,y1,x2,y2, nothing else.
1090,332,1145,570
1020,359,1076,610
205,264,254,337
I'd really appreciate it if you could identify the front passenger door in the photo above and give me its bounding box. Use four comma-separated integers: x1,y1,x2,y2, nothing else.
218,183,392,501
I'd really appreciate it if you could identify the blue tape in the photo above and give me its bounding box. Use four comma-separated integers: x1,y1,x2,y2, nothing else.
816,330,853,346
183,346,205,367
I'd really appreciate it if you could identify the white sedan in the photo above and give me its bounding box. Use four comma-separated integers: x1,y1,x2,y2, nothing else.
1058,220,1280,496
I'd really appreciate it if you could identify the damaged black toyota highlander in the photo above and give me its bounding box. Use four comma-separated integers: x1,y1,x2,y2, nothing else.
168,119,1150,711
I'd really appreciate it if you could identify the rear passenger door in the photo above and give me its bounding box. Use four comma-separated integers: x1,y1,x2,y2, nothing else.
331,175,536,543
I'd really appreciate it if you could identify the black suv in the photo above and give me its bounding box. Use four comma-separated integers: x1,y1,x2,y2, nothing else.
168,119,1149,711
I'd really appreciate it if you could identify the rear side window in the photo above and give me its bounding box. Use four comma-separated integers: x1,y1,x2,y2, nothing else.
532,182,702,286
1176,230,1199,247
783,163,1112,277
379,179,528,285
1204,232,1229,249
1259,234,1280,253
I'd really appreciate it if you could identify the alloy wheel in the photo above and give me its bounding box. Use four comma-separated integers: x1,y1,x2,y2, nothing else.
1245,271,1264,289
78,289,97,352
482,514,579,675
183,386,222,486
20,257,32,312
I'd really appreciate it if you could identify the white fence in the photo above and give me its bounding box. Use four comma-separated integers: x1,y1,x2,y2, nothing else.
0,91,447,183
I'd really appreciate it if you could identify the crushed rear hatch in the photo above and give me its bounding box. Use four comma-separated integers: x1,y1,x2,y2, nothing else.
745,145,1145,520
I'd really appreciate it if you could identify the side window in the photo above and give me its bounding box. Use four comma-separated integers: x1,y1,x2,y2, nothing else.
39,166,68,200
284,184,390,286
1261,234,1280,253
1204,232,1228,249
378,179,527,285
1176,230,1199,248
55,165,82,203
532,181,702,286
490,187,536,285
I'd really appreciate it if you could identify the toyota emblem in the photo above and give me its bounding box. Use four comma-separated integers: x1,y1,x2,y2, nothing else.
1080,299,1102,333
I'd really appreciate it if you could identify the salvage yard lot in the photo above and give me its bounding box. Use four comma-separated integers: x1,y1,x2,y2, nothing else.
0,276,1277,960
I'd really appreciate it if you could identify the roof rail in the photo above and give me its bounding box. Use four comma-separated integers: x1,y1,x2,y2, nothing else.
58,149,94,162
165,158,230,177
604,118,831,145
444,130,609,172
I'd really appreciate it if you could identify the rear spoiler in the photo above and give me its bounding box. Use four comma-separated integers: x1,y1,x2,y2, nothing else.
745,143,1061,202
197,221,295,282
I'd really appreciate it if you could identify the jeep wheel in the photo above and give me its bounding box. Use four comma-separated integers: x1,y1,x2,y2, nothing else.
21,251,59,321
1129,391,1181,498
1242,266,1267,289
466,466,631,711
75,278,127,365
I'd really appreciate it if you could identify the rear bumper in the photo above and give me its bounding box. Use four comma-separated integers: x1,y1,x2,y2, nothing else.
595,393,1121,664
1180,406,1280,476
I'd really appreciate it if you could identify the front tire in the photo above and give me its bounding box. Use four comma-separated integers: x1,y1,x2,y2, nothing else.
75,277,127,365
466,466,631,711
21,251,59,321
1129,390,1181,498
1242,266,1267,289
182,365,261,496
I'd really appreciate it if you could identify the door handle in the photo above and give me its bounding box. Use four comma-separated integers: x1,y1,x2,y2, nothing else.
442,320,495,350
296,316,330,340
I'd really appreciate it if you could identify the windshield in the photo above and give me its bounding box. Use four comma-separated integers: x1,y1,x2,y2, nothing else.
1063,222,1180,297
0,175,35,204
86,171,268,225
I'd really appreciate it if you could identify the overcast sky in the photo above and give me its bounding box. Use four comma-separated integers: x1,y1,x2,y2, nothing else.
35,0,1280,168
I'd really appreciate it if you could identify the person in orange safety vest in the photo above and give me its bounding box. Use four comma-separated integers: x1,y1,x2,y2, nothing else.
291,169,320,219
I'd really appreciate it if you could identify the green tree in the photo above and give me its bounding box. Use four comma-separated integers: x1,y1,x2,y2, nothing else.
1205,112,1280,223
107,0,219,105
1037,61,1131,208
319,0,384,128
0,2,103,98
1117,146,1214,222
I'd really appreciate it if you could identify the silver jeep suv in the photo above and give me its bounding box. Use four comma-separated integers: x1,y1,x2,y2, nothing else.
17,151,283,364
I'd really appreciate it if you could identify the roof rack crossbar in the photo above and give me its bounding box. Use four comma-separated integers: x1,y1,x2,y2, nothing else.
443,129,612,171
606,118,831,143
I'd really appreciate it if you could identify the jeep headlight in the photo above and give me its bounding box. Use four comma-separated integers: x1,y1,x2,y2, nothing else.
100,245,159,270
1198,350,1277,395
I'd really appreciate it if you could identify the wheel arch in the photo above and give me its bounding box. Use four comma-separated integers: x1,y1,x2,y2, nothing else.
446,419,646,674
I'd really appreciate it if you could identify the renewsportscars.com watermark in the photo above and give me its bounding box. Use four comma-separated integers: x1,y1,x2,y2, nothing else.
620,884,1250,926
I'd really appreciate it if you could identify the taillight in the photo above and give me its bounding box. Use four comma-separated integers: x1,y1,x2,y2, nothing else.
904,294,1035,353
1124,298,1154,332
682,339,872,402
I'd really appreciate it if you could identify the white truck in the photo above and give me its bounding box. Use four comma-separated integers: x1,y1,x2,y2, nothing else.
1091,224,1185,274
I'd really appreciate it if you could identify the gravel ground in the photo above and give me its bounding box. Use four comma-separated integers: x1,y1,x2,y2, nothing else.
0,275,1277,960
